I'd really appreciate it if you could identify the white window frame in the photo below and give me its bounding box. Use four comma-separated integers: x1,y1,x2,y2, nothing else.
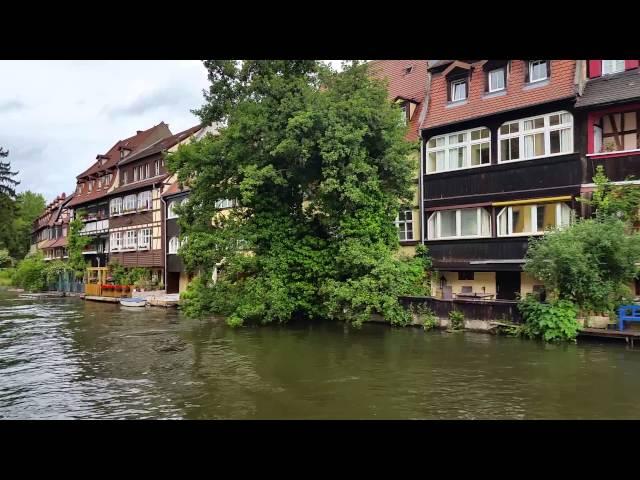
426,127,491,174
154,160,160,176
123,171,128,184
529,60,548,83
450,78,467,102
215,199,236,209
145,163,150,179
137,190,152,211
123,194,137,213
133,167,139,182
110,197,122,216
123,230,137,250
138,228,151,250
168,236,179,254
602,60,625,76
110,232,122,252
394,209,414,241
168,200,179,219
498,111,573,164
488,68,505,92
427,207,491,240
497,203,572,237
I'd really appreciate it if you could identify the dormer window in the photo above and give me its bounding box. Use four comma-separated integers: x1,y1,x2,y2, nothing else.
120,148,131,159
602,60,624,75
528,60,548,83
450,78,467,102
488,68,506,92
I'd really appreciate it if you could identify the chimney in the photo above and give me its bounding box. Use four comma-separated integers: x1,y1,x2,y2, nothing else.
137,130,143,134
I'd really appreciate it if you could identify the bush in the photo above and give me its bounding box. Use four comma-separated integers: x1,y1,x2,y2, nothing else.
518,295,579,343
408,303,438,330
448,310,464,330
0,248,15,268
12,253,47,291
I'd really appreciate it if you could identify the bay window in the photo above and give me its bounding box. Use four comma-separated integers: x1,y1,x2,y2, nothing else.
499,111,572,162
592,109,639,154
395,209,414,241
123,194,137,212
138,228,151,250
427,207,491,240
602,60,624,76
110,232,121,252
497,202,572,236
427,127,490,174
137,190,152,210
110,197,122,216
123,230,137,250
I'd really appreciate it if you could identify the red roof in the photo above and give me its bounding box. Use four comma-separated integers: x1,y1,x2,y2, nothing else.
161,180,190,198
368,60,428,142
118,124,202,166
422,60,577,131
68,123,173,207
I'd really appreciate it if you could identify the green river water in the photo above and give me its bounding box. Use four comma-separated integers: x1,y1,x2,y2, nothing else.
1,289,640,419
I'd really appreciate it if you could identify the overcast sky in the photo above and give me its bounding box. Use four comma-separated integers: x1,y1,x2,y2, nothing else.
0,60,343,203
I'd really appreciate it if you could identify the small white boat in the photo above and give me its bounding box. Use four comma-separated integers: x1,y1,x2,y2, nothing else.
120,297,147,307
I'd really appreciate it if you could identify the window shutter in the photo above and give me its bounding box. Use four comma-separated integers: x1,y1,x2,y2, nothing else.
588,60,601,78
546,60,551,79
625,60,640,70
524,61,530,83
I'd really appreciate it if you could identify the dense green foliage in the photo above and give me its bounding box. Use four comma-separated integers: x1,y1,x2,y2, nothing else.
10,253,73,292
448,310,464,330
0,249,14,268
0,268,14,286
67,211,90,279
0,149,45,260
169,60,429,327
578,165,640,225
108,262,157,289
518,296,579,342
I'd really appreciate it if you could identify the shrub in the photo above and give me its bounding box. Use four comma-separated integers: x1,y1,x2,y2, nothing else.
518,295,579,343
12,253,47,292
0,248,15,268
408,303,438,330
448,310,464,330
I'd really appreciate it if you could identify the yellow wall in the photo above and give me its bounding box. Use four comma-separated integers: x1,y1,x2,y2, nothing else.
520,272,543,296
178,272,191,294
432,271,497,297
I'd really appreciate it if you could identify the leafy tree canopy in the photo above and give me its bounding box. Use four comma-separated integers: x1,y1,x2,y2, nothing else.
169,60,429,326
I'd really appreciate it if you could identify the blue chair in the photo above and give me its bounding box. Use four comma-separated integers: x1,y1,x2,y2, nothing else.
618,305,640,331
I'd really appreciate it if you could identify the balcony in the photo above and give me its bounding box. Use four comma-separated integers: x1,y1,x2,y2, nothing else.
79,220,109,235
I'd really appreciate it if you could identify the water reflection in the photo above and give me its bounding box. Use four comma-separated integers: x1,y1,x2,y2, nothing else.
1,289,640,419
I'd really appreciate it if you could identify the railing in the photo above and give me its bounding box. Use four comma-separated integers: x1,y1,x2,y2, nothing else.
400,295,522,323
80,220,109,235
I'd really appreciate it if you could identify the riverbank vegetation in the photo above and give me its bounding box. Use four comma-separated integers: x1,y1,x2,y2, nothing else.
168,60,430,327
10,253,72,292
522,167,640,341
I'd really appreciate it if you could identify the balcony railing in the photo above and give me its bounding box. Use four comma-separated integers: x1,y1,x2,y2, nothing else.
80,220,109,235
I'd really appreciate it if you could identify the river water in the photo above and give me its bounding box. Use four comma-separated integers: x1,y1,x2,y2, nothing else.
1,289,640,419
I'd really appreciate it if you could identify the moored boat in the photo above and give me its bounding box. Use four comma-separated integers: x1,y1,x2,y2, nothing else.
120,297,147,308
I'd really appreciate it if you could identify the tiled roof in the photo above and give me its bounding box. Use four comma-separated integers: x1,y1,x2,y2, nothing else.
118,124,202,166
161,180,190,198
109,174,169,196
68,123,172,207
422,60,577,131
575,68,640,109
49,237,68,248
368,60,428,141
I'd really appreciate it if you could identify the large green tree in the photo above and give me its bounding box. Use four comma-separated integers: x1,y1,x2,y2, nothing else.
168,60,429,327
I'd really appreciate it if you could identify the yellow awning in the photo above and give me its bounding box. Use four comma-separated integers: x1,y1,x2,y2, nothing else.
492,196,572,207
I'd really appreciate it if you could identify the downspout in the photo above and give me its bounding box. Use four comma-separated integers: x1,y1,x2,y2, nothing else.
160,191,167,292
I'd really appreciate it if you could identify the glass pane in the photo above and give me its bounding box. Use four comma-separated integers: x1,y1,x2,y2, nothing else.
480,128,490,138
428,138,436,148
550,130,561,154
471,143,490,165
500,124,510,135
536,204,557,232
489,69,505,90
440,210,457,237
427,213,437,240
427,152,437,172
448,146,466,169
471,130,480,141
497,209,508,235
549,114,560,126
524,133,544,158
480,209,491,236
511,206,532,234
460,209,478,236
561,113,572,124
560,128,572,152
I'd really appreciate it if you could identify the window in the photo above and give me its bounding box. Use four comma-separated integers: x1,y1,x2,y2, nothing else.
110,232,121,252
594,110,639,154
138,228,151,250
399,103,408,126
499,111,572,162
488,68,505,92
427,127,490,173
154,160,160,176
395,209,414,241
450,78,467,101
123,194,137,212
137,190,152,210
123,171,128,184
88,181,93,193
145,163,150,179
215,199,237,209
458,271,474,281
528,60,548,82
110,197,122,216
168,200,179,218
123,230,137,250
168,236,179,254
133,167,139,182
427,208,491,240
602,60,624,76
497,203,572,236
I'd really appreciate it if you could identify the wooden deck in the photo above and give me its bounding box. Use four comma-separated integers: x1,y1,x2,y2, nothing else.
578,328,640,347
